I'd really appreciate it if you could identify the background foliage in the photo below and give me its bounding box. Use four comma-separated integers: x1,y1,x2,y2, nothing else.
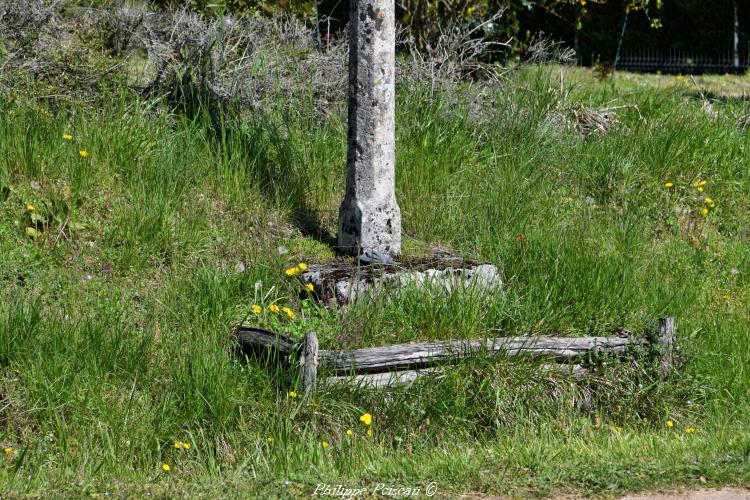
122,0,750,67
133,0,316,17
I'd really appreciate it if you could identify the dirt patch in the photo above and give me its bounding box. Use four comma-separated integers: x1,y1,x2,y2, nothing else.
461,488,750,499
621,487,750,500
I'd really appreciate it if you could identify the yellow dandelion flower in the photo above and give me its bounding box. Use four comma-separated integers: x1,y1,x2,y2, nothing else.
699,180,707,186
298,263,308,271
359,413,372,426
710,203,716,208
251,305,262,314
685,427,696,433
667,420,674,428
305,283,314,292
701,208,709,217
162,463,171,472
346,429,353,436
63,134,73,140
285,267,301,277
174,441,182,449
3,447,13,453
704,197,713,204
26,204,36,212
182,443,190,449
610,425,623,432
269,304,280,313
697,187,704,193
367,428,373,437
282,307,295,319
289,391,298,398
321,440,330,449
267,437,274,444
79,150,89,158
664,182,674,188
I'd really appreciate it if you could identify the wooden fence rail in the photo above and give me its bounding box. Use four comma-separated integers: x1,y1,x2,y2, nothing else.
234,317,675,391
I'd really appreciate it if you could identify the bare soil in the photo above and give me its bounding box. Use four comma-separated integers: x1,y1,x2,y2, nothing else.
461,488,750,499
621,488,750,500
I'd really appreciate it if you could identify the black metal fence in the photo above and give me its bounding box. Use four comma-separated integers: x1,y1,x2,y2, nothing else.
616,46,750,74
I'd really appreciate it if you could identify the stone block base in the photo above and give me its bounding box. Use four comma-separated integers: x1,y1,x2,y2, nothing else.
300,252,502,305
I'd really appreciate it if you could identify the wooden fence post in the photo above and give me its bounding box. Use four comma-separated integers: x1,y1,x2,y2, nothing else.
657,317,675,380
301,331,319,396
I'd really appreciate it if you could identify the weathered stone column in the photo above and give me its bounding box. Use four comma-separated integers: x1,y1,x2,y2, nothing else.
338,0,401,256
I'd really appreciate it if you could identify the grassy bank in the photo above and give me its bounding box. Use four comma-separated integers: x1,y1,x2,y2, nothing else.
1,57,749,496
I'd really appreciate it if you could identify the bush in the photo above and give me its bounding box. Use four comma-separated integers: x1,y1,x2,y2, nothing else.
149,0,316,18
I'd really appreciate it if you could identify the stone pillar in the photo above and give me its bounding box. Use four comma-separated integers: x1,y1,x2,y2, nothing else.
338,0,401,256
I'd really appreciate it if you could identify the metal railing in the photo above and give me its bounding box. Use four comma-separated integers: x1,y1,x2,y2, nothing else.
616,46,749,74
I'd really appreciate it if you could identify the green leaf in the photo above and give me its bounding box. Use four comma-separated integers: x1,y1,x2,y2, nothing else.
25,226,41,239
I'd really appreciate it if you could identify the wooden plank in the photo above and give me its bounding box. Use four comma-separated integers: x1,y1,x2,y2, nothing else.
327,363,590,389
234,326,650,378
234,326,297,359
327,368,444,388
301,332,319,395
540,363,590,378
319,336,646,374
657,317,675,380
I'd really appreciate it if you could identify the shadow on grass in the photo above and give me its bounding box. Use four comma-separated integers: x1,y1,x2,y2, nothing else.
222,113,340,251
170,82,339,250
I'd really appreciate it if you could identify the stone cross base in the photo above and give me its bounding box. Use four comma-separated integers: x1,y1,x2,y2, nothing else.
300,253,502,305
338,199,401,256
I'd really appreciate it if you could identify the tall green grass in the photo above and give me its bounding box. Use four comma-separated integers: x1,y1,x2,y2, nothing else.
0,65,749,495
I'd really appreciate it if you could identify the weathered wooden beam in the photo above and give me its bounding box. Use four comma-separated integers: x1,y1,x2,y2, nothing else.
301,332,319,396
327,363,590,389
234,327,648,374
319,335,646,374
327,367,438,388
234,326,297,360
656,317,675,380
328,367,443,388
540,363,590,378
232,324,670,391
